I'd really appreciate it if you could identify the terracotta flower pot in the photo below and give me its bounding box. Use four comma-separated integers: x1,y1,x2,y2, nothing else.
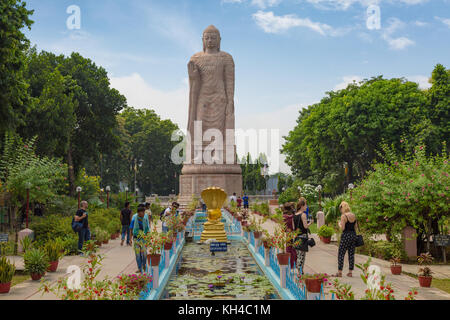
95,241,102,246
48,261,59,272
418,276,432,287
390,265,402,275
320,236,331,244
253,231,262,239
31,273,44,281
164,241,173,250
263,241,271,249
277,253,290,265
304,278,322,293
0,282,11,294
147,254,161,266
237,217,242,222
103,239,109,244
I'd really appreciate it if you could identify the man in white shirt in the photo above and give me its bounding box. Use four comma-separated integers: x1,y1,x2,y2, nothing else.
162,202,180,233
229,192,237,204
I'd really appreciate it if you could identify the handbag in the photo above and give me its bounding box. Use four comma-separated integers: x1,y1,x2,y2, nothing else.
354,221,364,247
307,237,316,248
293,216,309,252
71,217,83,233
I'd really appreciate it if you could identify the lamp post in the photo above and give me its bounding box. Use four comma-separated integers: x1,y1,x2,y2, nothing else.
348,183,354,201
100,188,104,203
76,186,82,209
316,185,322,211
106,186,111,209
134,158,143,200
135,188,139,203
297,185,302,198
125,187,129,202
25,182,31,229
260,163,269,195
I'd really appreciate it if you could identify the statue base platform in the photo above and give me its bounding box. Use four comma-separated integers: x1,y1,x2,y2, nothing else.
200,221,228,242
178,164,242,208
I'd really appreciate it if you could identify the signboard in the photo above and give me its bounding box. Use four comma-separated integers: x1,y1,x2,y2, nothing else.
0,233,8,243
434,235,450,247
210,242,227,252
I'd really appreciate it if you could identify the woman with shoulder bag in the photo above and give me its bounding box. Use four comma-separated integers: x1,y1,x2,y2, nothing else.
293,197,311,275
335,201,358,277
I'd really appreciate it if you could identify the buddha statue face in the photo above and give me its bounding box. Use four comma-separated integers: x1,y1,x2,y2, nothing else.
202,25,221,52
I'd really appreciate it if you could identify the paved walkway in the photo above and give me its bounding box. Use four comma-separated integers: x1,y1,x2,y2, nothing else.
251,213,450,300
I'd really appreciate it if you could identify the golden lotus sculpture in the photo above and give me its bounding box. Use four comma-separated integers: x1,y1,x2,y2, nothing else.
200,187,228,243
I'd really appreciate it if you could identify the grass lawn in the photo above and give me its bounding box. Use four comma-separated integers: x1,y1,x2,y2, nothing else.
11,271,29,287
402,272,450,294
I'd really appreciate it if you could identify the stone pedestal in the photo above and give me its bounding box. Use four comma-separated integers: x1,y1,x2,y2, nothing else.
200,221,228,243
152,266,159,289
264,248,270,267
316,211,325,230
18,228,34,253
402,226,417,259
280,265,287,288
179,164,242,207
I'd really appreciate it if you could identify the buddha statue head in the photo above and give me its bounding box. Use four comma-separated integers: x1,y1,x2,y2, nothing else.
202,25,221,52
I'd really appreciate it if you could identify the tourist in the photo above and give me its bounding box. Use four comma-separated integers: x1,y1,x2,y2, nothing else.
129,206,151,273
120,202,132,246
145,202,152,222
162,202,180,233
335,201,358,277
293,197,311,275
243,193,249,209
236,195,242,210
74,200,90,255
282,202,297,269
229,192,237,204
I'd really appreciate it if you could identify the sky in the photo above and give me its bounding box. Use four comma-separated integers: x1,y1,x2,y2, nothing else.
23,0,450,174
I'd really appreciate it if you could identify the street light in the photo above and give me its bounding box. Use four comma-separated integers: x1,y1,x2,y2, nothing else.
134,158,143,198
76,186,82,209
100,188,104,202
298,185,302,198
106,186,111,209
24,182,31,228
135,188,139,203
348,183,355,200
260,163,269,195
125,187,129,202
316,185,322,211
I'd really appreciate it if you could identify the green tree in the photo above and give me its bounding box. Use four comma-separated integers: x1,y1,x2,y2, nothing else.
0,0,34,136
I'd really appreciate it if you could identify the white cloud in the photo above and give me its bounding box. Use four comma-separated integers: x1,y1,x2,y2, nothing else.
414,20,428,27
435,16,450,28
334,75,364,91
407,75,431,89
251,0,282,9
305,0,428,10
110,73,189,129
252,10,348,35
381,18,415,50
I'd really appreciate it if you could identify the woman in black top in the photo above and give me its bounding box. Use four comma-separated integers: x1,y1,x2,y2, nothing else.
293,197,312,275
335,201,357,277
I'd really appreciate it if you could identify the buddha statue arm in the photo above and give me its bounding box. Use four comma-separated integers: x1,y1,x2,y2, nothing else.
187,59,200,134
224,54,235,116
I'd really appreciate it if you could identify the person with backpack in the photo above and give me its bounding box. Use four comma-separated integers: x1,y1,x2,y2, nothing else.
74,201,90,255
243,194,249,209
129,206,151,274
120,202,133,246
161,202,180,233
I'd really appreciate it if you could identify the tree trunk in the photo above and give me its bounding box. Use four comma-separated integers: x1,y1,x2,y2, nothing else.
67,143,76,196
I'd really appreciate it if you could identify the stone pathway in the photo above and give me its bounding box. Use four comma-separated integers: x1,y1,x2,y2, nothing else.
250,213,450,300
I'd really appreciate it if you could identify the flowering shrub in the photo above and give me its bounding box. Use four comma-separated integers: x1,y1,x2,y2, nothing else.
141,227,166,255
117,273,152,297
39,241,146,300
269,224,300,253
329,279,355,300
351,142,449,244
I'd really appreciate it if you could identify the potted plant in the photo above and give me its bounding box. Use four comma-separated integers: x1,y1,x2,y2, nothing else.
249,216,264,239
318,225,334,244
390,249,402,275
417,252,433,287
271,224,298,265
262,230,273,249
44,240,65,272
24,248,49,281
143,227,164,266
299,273,328,293
0,256,15,294
163,230,175,250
